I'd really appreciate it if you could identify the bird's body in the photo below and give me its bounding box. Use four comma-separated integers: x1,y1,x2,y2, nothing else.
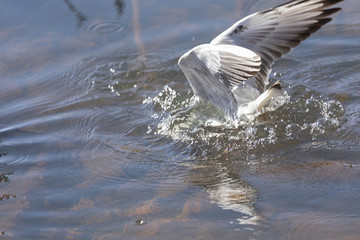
178,0,343,123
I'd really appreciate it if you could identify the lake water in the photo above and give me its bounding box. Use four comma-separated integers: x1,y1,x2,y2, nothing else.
1,0,359,239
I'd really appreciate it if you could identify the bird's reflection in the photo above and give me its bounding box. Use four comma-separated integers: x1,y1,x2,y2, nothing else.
205,173,260,225
188,158,260,225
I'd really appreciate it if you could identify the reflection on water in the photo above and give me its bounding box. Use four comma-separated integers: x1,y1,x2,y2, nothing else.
0,0,360,239
114,0,125,16
63,0,125,27
192,167,260,225
63,0,87,26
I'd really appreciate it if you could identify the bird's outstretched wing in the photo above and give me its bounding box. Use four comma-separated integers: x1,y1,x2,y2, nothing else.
178,44,261,121
211,0,343,92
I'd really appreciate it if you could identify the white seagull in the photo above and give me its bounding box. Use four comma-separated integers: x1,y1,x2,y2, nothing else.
178,0,342,123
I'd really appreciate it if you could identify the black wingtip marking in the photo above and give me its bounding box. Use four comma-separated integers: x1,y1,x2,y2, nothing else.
306,18,332,34
319,8,342,18
323,0,344,7
317,18,333,26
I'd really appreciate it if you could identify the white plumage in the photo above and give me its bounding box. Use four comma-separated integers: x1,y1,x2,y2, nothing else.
178,0,342,122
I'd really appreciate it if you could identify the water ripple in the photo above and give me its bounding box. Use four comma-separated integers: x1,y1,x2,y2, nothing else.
47,49,191,185
84,21,124,34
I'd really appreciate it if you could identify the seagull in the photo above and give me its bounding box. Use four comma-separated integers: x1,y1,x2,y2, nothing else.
178,0,342,123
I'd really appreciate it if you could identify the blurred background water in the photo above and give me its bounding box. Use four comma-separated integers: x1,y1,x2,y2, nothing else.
0,0,359,239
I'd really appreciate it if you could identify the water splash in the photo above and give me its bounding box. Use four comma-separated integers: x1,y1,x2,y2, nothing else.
144,82,345,154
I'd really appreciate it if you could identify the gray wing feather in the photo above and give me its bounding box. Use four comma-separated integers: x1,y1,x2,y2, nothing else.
211,0,343,92
178,44,261,121
217,45,261,87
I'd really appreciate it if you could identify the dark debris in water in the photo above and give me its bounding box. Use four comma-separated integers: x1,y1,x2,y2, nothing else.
0,193,16,201
0,171,13,183
134,218,147,226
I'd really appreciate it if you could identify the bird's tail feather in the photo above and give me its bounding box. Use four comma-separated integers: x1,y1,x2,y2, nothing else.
255,81,284,111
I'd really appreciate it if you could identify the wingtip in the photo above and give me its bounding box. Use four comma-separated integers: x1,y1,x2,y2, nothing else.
319,8,342,18
327,0,344,5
